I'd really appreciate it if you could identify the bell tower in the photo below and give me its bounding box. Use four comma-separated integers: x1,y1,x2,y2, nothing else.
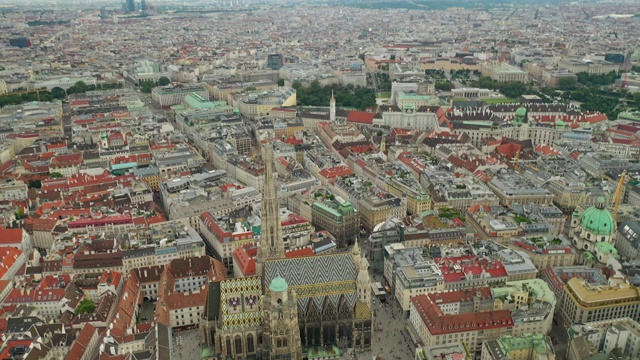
261,274,303,359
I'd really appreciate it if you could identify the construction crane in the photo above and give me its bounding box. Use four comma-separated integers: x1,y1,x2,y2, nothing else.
612,170,627,222
513,150,521,172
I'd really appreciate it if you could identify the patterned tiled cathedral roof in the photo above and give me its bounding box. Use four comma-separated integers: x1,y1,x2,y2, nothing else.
263,253,359,313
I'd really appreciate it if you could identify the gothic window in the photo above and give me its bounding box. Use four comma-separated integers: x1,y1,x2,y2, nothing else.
235,336,242,354
247,334,255,353
225,337,232,356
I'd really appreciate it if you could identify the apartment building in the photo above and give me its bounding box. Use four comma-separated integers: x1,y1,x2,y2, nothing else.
359,195,406,233
394,254,445,313
155,256,227,330
560,277,640,327
507,235,575,269
492,279,556,336
409,294,514,353
415,343,471,360
481,334,555,360
487,174,555,206
567,318,640,360
616,221,640,260
311,200,359,249
198,212,255,271
0,178,28,202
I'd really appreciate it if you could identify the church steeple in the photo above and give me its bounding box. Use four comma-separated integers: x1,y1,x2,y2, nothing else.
352,235,361,264
330,90,336,123
357,257,371,298
256,139,285,276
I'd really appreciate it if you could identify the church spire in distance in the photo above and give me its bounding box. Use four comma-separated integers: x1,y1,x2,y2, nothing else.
330,89,336,123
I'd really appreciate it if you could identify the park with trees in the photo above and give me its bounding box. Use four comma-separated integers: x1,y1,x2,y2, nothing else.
291,80,376,110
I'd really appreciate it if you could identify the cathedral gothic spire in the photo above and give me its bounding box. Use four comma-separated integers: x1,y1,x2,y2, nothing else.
256,138,285,276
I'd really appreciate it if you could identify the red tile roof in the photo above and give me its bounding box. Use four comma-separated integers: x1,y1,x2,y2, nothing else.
0,340,34,359
411,295,513,335
50,153,83,167
435,255,507,283
0,229,23,245
285,247,314,258
65,323,97,360
281,213,309,227
535,144,560,156
0,248,23,279
346,111,375,124
319,165,354,179
233,245,257,277
110,271,141,341
32,218,59,232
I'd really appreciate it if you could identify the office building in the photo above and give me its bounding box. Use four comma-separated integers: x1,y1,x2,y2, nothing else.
267,54,283,70
560,277,640,327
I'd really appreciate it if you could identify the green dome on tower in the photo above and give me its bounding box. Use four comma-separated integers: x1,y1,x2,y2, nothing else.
514,107,527,126
100,131,107,139
269,273,288,293
580,197,615,235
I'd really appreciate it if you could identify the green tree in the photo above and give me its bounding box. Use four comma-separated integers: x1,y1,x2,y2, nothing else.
557,78,577,90
576,71,618,86
15,206,24,220
50,172,64,178
140,80,156,93
245,86,257,92
75,299,96,315
291,80,303,91
277,79,285,86
293,82,375,110
28,179,42,189
435,81,453,91
74,81,88,92
634,92,640,107
51,87,66,99
157,76,170,86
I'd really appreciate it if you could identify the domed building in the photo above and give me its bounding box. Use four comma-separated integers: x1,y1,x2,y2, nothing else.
513,107,527,126
570,197,619,265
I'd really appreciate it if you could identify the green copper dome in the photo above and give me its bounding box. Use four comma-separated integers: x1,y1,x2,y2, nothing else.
269,274,288,293
555,118,566,127
580,197,615,235
515,107,527,117
514,107,527,126
100,131,107,139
